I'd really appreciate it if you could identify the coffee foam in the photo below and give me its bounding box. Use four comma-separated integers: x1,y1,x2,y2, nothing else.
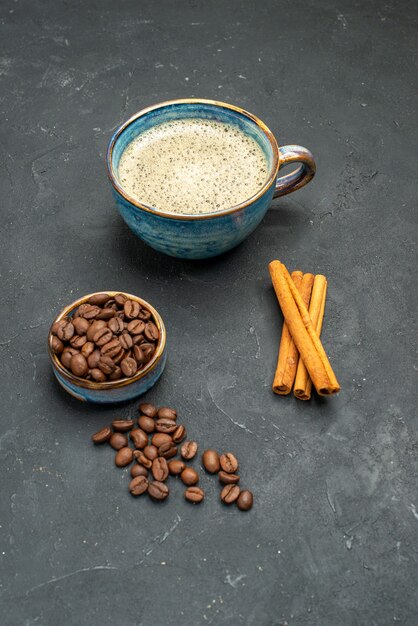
117,118,269,215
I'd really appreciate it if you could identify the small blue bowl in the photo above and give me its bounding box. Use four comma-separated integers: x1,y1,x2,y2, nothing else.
106,99,316,260
48,292,167,404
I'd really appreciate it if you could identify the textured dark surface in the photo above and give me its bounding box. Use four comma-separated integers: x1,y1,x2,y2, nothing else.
0,1,417,624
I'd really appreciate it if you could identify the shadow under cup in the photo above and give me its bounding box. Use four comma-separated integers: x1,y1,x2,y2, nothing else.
107,100,279,259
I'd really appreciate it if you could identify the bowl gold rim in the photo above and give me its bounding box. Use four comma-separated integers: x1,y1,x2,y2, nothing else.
106,98,280,221
48,291,166,390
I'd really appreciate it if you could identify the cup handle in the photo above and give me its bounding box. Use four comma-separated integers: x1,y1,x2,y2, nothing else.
273,145,316,198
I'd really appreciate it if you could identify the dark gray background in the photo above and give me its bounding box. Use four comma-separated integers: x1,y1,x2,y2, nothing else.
0,0,417,624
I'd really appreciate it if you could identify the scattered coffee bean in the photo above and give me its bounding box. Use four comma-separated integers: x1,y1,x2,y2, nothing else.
143,445,158,460
168,459,185,475
157,407,177,420
158,442,178,459
50,293,160,383
131,464,148,478
202,450,220,473
218,471,240,484
129,475,149,496
152,457,169,482
133,450,152,469
130,428,148,449
148,481,169,501
109,432,128,450
184,486,205,504
220,452,239,474
155,418,177,434
236,490,253,511
91,426,112,444
181,440,198,460
112,419,134,432
138,415,155,433
138,402,157,418
115,447,133,467
151,433,172,447
180,467,199,486
220,484,240,504
172,424,186,443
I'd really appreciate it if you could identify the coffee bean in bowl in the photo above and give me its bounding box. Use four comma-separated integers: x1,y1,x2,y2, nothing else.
48,292,167,403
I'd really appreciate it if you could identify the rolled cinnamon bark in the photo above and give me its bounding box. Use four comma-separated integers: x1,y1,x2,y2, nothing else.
268,261,340,396
272,272,314,395
294,275,327,400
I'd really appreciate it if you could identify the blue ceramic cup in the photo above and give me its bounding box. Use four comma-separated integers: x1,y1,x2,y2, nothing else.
107,99,316,259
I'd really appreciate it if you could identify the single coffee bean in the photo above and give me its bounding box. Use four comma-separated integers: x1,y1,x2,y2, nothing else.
51,336,64,355
184,486,205,504
155,418,177,434
100,338,121,358
141,343,155,362
70,353,88,377
96,307,116,321
138,415,155,433
143,445,158,460
97,356,116,375
112,418,134,432
90,368,107,382
112,347,125,365
120,357,137,377
139,402,158,418
57,320,75,341
220,484,240,505
114,293,128,306
78,303,101,319
115,447,133,467
51,319,67,336
87,320,107,342
181,440,198,460
130,428,148,449
91,426,112,443
148,481,169,501
127,319,145,335
133,345,146,365
172,425,186,444
73,316,90,336
81,341,95,358
157,407,177,420
220,452,239,474
202,450,220,473
88,293,110,306
144,321,159,342
138,308,152,321
218,471,240,485
124,300,140,319
237,490,253,511
109,366,122,381
119,333,133,350
133,450,152,469
130,463,148,478
87,349,101,368
93,327,113,347
168,459,185,475
132,334,146,346
158,442,177,459
108,317,124,334
70,334,87,349
180,467,199,486
152,457,169,481
129,475,149,496
60,347,79,369
109,432,128,450
151,433,172,447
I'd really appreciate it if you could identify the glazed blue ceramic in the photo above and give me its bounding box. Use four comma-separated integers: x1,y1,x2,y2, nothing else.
107,99,316,260
48,292,167,404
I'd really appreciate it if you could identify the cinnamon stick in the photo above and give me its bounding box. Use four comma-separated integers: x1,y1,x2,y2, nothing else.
273,272,314,394
294,275,327,400
268,261,340,396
